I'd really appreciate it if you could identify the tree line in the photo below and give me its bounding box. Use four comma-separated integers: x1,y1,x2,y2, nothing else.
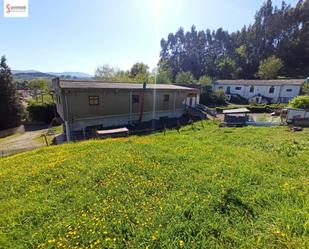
159,0,308,81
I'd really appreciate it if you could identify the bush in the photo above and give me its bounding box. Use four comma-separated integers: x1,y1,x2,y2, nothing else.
229,94,248,104
27,103,57,123
247,105,271,113
199,86,227,106
289,96,309,110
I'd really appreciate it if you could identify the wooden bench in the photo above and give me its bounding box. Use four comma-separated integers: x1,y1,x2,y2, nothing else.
96,127,129,138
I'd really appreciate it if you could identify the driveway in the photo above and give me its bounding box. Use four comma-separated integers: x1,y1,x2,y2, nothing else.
0,125,48,157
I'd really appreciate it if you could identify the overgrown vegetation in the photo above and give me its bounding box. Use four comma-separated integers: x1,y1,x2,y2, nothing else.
257,56,284,79
27,103,56,123
0,122,308,248
289,95,309,109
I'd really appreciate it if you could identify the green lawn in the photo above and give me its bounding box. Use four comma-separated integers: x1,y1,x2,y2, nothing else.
36,125,63,145
0,121,308,248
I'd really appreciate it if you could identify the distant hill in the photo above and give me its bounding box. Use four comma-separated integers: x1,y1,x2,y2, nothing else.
12,70,92,80
47,72,92,78
12,71,55,80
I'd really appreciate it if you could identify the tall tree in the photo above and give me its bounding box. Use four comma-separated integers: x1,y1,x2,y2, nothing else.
159,0,308,80
258,56,284,79
28,78,50,102
175,71,196,83
130,63,149,78
156,59,173,84
0,56,23,130
217,57,237,79
95,64,115,80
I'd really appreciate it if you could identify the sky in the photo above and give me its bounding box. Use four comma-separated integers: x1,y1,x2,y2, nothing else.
0,0,299,75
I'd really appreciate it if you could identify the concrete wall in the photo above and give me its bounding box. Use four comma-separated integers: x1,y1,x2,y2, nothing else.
52,79,66,120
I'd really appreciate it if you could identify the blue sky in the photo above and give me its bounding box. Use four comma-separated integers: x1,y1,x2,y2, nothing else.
0,0,299,75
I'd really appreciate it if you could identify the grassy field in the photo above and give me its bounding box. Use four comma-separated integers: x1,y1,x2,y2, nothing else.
0,121,308,248
36,125,63,145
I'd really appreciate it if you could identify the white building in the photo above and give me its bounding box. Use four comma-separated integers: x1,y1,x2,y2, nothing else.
212,79,304,104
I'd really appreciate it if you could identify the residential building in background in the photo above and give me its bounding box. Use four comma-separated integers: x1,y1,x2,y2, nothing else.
212,79,304,104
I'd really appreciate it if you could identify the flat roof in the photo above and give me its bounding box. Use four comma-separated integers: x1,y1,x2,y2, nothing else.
215,79,305,86
58,80,198,91
223,108,250,114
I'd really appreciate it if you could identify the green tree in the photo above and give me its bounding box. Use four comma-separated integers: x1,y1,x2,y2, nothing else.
130,63,149,78
301,81,309,95
0,56,23,130
29,78,48,91
218,57,237,79
198,75,212,86
28,78,50,103
113,70,133,82
155,70,172,84
159,1,308,79
129,63,150,83
155,60,173,84
214,88,226,103
289,96,309,110
95,64,115,80
175,71,196,83
258,56,284,79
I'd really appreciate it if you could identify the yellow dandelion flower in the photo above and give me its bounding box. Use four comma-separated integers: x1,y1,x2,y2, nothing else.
152,235,157,241
179,240,184,247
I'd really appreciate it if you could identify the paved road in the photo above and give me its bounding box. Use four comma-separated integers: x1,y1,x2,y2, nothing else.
0,125,48,156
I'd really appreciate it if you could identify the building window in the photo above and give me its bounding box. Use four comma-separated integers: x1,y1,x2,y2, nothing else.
89,96,99,105
235,87,242,90
163,94,170,102
226,86,231,94
286,89,292,92
132,94,139,104
249,86,254,93
269,86,275,94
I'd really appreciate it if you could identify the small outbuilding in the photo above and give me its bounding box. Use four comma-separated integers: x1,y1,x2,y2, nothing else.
222,108,250,127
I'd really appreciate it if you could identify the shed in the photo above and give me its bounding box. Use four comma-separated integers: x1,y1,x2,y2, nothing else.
222,108,250,127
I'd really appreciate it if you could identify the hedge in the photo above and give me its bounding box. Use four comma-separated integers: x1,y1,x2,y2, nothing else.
27,103,57,123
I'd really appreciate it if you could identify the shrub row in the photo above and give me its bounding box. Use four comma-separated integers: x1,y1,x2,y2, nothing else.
27,103,57,123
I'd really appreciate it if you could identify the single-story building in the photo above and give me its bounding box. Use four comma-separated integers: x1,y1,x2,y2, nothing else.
212,79,305,104
52,78,200,141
